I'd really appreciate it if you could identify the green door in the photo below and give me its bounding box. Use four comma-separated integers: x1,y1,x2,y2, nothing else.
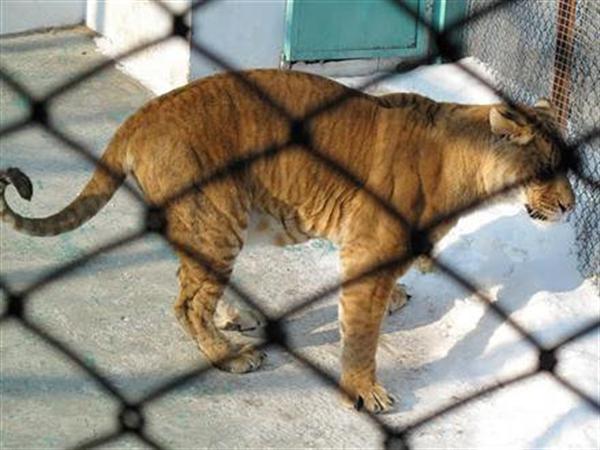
284,0,432,62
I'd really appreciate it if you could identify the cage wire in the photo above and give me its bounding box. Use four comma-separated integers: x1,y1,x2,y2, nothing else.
464,0,600,282
0,0,599,449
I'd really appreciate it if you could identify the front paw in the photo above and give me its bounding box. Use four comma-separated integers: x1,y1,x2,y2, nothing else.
415,255,435,274
341,378,395,414
388,283,411,315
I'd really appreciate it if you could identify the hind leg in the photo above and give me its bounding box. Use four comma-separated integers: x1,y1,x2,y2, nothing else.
168,189,265,373
173,259,265,373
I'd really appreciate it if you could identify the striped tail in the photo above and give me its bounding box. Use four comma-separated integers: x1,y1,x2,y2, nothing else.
1,137,126,236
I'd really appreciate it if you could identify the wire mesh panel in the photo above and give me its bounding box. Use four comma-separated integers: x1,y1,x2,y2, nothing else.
464,0,600,280
0,0,599,448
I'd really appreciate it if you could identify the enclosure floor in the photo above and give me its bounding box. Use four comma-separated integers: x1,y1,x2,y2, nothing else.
1,28,598,449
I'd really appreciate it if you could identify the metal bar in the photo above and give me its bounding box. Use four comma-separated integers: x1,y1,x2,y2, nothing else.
551,0,578,129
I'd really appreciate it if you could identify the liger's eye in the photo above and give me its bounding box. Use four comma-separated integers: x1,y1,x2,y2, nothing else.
537,165,556,181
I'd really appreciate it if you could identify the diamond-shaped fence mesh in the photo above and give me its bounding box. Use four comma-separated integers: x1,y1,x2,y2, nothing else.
0,0,598,448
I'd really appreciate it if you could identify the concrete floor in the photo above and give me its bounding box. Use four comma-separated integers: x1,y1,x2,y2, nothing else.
1,28,596,450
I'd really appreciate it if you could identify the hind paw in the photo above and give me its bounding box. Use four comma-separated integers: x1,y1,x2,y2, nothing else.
216,345,266,374
215,300,265,333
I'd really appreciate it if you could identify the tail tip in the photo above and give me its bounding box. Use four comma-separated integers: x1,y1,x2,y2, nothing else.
6,167,33,201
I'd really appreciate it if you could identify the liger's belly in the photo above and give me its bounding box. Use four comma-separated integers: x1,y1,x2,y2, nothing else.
245,211,312,247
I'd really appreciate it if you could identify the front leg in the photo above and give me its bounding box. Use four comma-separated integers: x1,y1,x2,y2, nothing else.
413,217,457,273
339,270,397,413
338,225,411,414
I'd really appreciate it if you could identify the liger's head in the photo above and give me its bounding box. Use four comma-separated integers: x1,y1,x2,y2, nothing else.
486,98,575,222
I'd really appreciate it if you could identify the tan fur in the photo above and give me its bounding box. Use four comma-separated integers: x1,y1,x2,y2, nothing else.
1,70,575,413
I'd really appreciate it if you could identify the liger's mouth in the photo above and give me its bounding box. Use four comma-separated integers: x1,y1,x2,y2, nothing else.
525,204,549,221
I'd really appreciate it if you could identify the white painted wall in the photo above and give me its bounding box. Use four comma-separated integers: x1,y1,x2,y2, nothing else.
87,0,191,94
0,0,85,35
190,0,286,79
1,0,287,93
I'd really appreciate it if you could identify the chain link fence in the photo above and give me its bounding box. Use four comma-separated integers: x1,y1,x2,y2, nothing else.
1,0,599,448
464,0,600,281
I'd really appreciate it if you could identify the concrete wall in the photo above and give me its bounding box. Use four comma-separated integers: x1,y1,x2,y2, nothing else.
87,0,191,94
190,0,286,79
0,0,85,35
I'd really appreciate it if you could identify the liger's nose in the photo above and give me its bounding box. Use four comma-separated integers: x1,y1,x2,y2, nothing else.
558,200,574,213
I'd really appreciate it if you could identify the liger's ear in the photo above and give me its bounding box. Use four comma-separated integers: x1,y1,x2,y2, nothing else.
534,98,553,109
534,97,558,122
489,106,534,145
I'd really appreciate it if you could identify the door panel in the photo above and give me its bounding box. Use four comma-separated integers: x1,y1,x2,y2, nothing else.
284,0,431,62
